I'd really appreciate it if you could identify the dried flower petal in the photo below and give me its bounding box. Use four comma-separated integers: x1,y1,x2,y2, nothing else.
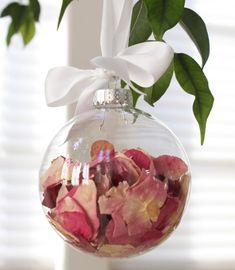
123,174,167,236
56,185,70,203
40,156,65,190
96,174,111,197
154,155,188,180
58,212,93,240
99,172,167,245
90,140,115,161
123,148,151,170
72,180,100,237
42,182,62,208
110,154,141,186
98,244,135,258
154,197,181,231
105,218,163,249
55,197,93,240
99,181,129,214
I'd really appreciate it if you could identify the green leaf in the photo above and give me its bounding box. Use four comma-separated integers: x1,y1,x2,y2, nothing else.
174,53,214,144
131,89,141,107
180,8,210,68
144,61,174,106
129,0,152,46
29,0,40,21
6,22,17,46
1,2,27,29
57,0,74,29
20,16,36,45
144,0,185,40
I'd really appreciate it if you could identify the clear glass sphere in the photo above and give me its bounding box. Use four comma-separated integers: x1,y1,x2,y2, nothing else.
39,89,191,258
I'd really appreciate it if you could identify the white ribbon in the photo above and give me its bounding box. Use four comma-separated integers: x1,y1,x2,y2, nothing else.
45,0,174,115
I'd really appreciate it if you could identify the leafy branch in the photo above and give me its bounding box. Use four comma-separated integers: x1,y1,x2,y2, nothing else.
130,0,213,144
0,0,214,144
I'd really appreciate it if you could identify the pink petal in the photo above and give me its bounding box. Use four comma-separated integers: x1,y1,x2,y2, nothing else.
49,213,96,253
154,155,188,180
98,181,129,215
40,156,65,190
54,196,93,240
154,197,181,231
123,148,151,170
130,174,167,208
72,180,100,237
110,154,141,186
96,174,111,197
56,196,83,213
122,198,152,236
122,174,167,236
105,214,128,241
98,243,135,258
90,140,115,161
57,212,93,240
105,218,163,249
56,185,70,203
168,179,181,197
42,182,62,208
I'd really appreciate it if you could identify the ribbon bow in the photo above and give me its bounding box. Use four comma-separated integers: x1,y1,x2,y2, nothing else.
45,0,174,114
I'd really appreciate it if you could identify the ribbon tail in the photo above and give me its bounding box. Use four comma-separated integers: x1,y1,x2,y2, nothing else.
100,0,138,57
45,67,96,107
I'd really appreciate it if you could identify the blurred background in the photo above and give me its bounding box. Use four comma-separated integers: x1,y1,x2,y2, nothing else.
0,0,235,270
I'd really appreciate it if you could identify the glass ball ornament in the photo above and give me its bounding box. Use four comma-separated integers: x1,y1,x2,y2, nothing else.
39,88,191,258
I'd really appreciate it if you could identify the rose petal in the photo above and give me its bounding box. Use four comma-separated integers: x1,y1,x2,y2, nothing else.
96,173,111,197
154,155,188,180
105,218,163,249
130,174,167,209
42,182,62,208
90,140,115,161
110,154,141,186
54,196,93,240
40,156,65,190
57,212,93,240
98,244,135,258
72,180,100,237
123,175,167,236
168,179,181,197
154,197,181,231
56,185,70,203
123,148,151,170
98,181,129,214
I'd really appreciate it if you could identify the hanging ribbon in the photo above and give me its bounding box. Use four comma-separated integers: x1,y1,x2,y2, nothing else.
45,0,174,115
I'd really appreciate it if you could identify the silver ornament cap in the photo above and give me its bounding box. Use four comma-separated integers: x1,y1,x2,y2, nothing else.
93,88,133,109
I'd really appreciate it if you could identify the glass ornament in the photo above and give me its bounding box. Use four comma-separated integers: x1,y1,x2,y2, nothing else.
39,88,191,258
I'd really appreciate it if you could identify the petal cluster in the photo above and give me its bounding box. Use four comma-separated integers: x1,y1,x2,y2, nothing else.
41,140,190,257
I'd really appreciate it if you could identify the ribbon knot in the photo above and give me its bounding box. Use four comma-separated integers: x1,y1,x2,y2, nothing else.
94,68,118,82
45,0,174,115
